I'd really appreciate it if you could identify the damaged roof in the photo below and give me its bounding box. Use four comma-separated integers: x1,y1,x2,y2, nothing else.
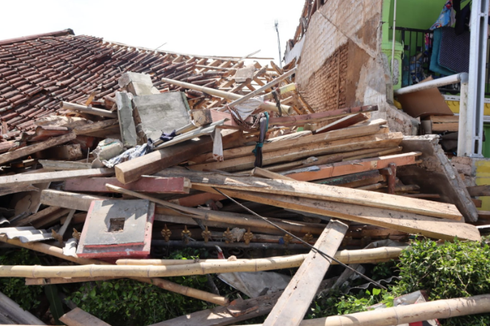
0,29,260,135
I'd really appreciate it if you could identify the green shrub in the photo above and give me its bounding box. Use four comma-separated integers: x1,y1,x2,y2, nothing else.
393,238,490,325
67,248,235,326
0,248,43,311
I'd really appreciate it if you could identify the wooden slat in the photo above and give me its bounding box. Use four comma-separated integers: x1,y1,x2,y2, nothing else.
192,186,479,241
190,119,386,164
284,152,421,181
314,113,368,134
431,123,458,132
429,115,458,123
41,190,110,211
0,168,114,187
467,185,490,197
161,170,461,220
59,307,110,326
64,176,190,194
0,133,76,166
263,221,348,326
189,132,403,172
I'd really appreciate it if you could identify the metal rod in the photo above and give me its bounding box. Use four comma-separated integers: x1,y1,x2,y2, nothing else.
394,73,468,96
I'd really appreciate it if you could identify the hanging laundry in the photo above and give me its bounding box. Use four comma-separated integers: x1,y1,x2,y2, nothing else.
430,0,456,30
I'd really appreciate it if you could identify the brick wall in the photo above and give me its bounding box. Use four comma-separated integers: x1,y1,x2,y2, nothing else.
295,0,418,134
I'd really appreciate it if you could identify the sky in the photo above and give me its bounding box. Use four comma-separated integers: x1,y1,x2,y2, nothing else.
0,0,305,64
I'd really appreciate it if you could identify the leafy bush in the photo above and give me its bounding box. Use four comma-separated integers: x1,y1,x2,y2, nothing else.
0,249,43,311
67,248,235,326
393,238,490,325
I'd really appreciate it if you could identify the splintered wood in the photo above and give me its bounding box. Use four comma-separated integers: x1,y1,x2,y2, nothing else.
0,67,483,326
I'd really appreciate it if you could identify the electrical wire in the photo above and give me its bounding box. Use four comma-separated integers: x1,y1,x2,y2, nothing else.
212,187,388,290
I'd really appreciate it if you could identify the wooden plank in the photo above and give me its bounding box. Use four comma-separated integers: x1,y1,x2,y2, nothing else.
263,221,348,326
73,119,119,137
190,120,386,164
314,113,368,134
169,192,226,207
399,135,478,222
251,167,296,181
11,206,62,227
189,132,403,172
431,122,458,132
192,186,480,241
0,184,39,197
59,307,111,326
149,292,282,326
115,130,243,184
0,291,46,325
0,168,114,187
268,105,378,126
39,160,92,171
167,170,461,221
41,190,110,211
64,176,190,194
0,133,76,166
467,185,490,197
283,152,421,182
430,115,458,123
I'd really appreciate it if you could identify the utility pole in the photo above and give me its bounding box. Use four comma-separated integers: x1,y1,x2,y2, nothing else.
274,20,282,68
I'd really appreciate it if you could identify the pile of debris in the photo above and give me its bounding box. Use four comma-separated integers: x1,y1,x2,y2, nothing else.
0,67,484,325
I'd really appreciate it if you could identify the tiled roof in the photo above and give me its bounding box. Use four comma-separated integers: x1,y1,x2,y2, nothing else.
0,29,255,138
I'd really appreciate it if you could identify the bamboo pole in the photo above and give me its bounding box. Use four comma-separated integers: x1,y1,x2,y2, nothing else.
0,246,406,279
242,294,490,326
0,235,228,306
116,246,405,266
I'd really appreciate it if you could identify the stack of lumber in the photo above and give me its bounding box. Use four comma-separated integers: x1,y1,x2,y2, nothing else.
0,69,483,326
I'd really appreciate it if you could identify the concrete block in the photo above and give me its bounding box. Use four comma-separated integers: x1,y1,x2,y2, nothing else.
115,91,137,147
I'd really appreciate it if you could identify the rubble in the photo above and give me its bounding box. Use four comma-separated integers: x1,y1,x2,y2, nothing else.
0,28,485,325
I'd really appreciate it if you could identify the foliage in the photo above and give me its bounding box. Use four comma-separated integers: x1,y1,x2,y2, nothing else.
67,248,235,326
0,249,43,311
392,238,490,325
307,287,394,319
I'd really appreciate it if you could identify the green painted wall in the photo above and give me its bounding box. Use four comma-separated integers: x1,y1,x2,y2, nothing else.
383,0,454,43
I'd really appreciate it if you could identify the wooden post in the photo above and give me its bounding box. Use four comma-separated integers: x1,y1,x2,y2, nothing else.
263,221,348,326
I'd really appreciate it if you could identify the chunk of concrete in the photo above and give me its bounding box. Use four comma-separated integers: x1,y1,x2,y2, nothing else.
132,92,191,142
115,92,137,147
118,72,160,96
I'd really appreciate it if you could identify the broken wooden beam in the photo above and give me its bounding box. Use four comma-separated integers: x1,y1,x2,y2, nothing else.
263,220,348,326
64,176,191,194
0,168,114,187
61,101,117,118
115,130,243,184
0,132,76,166
283,152,421,182
40,190,110,211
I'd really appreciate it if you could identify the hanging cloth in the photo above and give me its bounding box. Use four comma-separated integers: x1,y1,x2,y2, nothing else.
430,0,456,30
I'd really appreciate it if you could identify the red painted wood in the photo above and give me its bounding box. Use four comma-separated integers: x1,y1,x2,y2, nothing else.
64,176,189,194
